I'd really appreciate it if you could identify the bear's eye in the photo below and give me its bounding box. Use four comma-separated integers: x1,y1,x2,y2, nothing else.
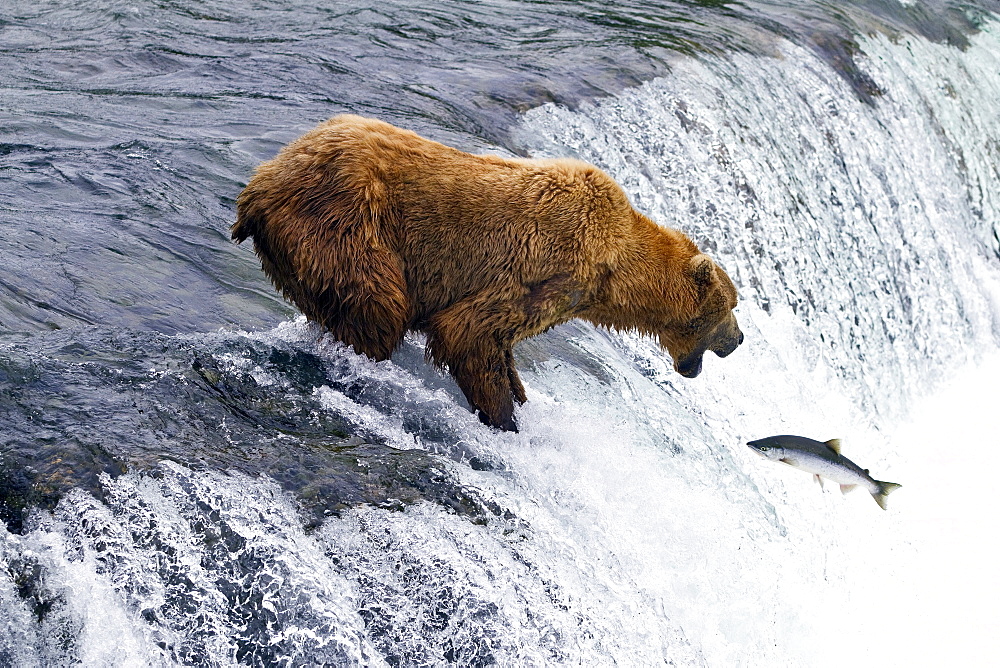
684,314,711,334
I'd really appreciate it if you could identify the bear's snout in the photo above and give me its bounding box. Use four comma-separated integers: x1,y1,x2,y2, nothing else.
708,315,743,359
712,329,744,358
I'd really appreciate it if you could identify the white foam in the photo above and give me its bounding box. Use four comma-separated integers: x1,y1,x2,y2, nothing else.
876,351,1000,665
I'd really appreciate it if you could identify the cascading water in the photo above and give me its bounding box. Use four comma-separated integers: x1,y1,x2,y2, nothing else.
2,2,999,666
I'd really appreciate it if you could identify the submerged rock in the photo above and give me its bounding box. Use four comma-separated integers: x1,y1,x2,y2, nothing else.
0,328,501,535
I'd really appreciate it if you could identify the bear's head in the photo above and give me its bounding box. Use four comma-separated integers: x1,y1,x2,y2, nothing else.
659,254,743,378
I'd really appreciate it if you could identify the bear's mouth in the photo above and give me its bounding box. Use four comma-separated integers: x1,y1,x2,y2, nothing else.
675,354,703,378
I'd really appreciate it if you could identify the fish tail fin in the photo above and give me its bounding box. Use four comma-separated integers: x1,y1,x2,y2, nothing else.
872,481,902,510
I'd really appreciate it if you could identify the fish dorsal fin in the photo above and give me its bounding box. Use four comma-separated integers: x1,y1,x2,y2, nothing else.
824,438,841,455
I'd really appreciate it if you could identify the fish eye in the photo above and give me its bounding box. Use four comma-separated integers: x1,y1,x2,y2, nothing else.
759,446,769,451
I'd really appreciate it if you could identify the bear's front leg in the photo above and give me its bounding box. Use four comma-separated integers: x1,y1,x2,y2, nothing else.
425,295,523,431
506,348,527,405
440,341,519,432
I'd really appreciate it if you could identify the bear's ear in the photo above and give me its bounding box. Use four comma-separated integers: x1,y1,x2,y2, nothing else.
689,254,715,289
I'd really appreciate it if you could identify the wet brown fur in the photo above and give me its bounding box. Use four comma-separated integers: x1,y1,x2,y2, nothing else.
234,115,742,431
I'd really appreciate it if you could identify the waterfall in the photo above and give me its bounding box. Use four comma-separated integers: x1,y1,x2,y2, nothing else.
2,14,999,668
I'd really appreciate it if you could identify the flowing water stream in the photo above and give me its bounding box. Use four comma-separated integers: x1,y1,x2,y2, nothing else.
2,1,999,665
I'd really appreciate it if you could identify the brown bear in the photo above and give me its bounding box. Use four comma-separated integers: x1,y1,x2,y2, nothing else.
233,115,743,431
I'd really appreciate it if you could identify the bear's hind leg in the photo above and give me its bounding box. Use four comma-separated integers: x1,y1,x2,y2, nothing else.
318,250,411,362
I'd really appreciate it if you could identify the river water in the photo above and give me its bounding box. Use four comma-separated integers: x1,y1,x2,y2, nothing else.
2,1,1000,665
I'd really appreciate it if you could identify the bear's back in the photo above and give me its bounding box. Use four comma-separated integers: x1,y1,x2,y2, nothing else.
238,114,651,323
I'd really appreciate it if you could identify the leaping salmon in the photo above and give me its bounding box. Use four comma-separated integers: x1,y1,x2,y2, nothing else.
747,434,901,510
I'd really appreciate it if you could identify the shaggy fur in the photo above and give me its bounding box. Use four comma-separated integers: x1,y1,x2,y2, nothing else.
234,115,743,431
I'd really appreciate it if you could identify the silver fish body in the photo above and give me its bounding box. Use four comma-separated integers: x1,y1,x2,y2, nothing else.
747,434,901,510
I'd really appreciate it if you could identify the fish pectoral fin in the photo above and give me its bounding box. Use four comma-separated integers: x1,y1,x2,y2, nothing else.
813,474,824,489
824,438,842,455
839,483,858,495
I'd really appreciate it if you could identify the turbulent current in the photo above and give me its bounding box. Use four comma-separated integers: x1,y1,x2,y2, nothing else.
2,1,999,666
